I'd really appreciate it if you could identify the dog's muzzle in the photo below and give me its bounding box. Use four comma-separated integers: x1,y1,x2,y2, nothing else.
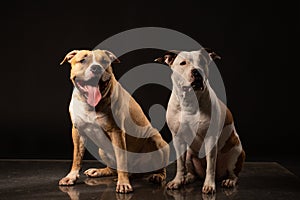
191,69,204,90
73,65,110,107
90,64,103,75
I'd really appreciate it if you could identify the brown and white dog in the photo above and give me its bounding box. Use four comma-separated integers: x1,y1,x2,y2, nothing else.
155,49,245,194
59,49,169,193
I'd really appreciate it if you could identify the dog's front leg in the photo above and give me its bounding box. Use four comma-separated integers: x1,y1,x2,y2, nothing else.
167,136,186,190
109,130,133,193
202,136,218,194
59,127,85,186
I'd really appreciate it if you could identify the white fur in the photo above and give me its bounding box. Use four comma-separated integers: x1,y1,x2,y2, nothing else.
166,50,243,193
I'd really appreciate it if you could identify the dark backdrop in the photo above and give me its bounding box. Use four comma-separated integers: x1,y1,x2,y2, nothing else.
0,1,299,162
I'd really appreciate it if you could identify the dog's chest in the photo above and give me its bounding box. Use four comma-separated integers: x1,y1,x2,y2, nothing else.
69,94,108,128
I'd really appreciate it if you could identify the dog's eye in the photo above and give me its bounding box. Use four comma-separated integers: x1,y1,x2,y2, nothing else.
101,58,109,65
180,61,186,65
79,59,86,63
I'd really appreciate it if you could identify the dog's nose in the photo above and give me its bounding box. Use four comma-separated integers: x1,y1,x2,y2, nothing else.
90,65,103,74
191,69,201,78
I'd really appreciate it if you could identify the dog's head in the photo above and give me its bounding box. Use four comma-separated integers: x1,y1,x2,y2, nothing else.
60,49,120,107
155,48,220,92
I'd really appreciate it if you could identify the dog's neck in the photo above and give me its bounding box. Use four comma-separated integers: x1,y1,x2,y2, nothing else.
101,76,113,99
94,75,116,112
196,86,212,113
173,83,212,116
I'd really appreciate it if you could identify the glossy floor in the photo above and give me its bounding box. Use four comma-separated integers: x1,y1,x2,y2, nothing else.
0,160,300,200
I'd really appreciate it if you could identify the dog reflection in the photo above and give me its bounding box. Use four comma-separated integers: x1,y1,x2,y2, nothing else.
59,177,237,200
164,184,238,200
165,187,212,200
60,177,156,200
222,186,238,198
59,186,80,200
59,177,133,200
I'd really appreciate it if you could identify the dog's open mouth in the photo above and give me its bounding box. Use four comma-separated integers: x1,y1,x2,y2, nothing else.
191,80,204,91
75,77,110,107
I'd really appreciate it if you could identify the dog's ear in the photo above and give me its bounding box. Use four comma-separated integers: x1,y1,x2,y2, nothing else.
104,50,120,64
154,50,179,66
60,50,79,65
204,48,221,60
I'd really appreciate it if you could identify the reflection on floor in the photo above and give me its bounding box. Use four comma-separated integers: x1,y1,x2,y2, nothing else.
0,160,300,200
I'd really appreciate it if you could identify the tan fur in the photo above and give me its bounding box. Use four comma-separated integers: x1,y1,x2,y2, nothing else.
220,130,240,154
234,150,246,176
59,50,169,193
129,98,149,127
224,108,234,126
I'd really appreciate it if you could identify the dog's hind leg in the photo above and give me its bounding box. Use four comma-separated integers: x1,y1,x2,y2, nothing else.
147,168,167,184
221,149,245,188
146,133,169,184
218,127,245,188
84,167,116,178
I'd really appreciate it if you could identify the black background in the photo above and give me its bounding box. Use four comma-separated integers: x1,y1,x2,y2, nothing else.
0,0,299,165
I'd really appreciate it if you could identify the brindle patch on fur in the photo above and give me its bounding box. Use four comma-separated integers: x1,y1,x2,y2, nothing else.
234,150,246,176
220,131,240,154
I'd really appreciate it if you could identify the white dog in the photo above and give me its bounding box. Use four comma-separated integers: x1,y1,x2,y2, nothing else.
155,49,245,194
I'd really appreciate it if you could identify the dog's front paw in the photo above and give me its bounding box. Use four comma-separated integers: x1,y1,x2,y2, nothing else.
167,177,184,190
202,183,216,194
116,181,133,193
59,174,78,186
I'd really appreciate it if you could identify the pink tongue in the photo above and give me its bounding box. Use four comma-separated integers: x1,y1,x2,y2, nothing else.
85,85,102,107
